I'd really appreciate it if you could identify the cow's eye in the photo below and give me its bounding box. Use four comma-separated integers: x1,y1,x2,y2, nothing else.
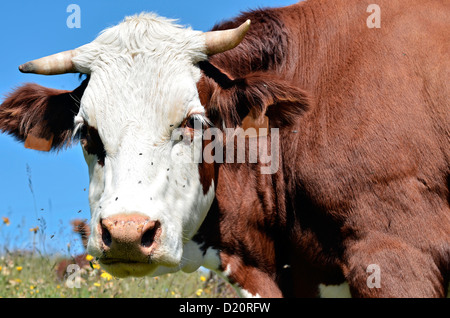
80,125,106,166
185,116,200,129
184,114,207,130
78,124,88,140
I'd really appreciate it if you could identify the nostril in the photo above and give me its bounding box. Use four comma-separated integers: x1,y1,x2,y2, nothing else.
141,221,159,248
101,222,112,248
98,215,160,254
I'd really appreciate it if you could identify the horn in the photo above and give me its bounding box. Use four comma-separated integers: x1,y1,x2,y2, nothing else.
18,49,80,75
204,19,251,56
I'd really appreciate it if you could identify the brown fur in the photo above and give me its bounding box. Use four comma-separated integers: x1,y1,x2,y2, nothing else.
71,219,91,250
0,78,88,150
55,219,91,280
195,0,450,297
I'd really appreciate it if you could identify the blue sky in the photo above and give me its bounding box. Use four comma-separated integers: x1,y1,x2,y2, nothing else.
0,0,296,256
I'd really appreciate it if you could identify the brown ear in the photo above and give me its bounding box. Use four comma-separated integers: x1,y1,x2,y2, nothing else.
202,68,311,129
241,72,312,128
0,78,88,151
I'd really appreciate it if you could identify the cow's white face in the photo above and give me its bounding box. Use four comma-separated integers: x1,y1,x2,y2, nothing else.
72,14,215,277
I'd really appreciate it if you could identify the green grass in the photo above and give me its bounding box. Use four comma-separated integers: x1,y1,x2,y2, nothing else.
0,251,237,298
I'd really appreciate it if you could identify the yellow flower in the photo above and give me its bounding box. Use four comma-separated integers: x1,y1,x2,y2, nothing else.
15,278,22,283
92,263,101,270
30,285,35,290
101,271,113,281
196,289,203,296
2,217,10,226
56,285,61,289
85,254,94,261
0,266,2,272
93,282,101,287
30,226,39,233
16,266,23,272
200,275,206,282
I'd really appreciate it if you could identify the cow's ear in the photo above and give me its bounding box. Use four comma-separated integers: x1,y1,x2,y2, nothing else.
0,78,88,151
237,72,312,128
204,69,311,129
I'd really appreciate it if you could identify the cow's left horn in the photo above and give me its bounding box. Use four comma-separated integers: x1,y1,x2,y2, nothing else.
19,49,80,75
204,19,251,56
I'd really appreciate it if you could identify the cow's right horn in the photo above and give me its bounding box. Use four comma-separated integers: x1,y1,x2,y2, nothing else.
204,19,251,56
19,48,80,75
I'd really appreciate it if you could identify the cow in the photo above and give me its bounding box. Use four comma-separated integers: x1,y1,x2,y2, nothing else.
54,219,92,281
70,219,91,250
0,0,449,297
53,219,103,281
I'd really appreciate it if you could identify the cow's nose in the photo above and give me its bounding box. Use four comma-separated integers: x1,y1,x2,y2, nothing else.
99,214,160,258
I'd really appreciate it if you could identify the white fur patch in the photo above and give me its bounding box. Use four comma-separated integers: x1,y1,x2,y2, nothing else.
239,289,262,298
222,264,233,278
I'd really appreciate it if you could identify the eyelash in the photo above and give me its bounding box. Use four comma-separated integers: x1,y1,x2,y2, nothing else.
73,121,86,140
182,113,211,129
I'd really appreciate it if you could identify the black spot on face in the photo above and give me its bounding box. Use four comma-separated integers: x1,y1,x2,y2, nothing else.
80,125,106,166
